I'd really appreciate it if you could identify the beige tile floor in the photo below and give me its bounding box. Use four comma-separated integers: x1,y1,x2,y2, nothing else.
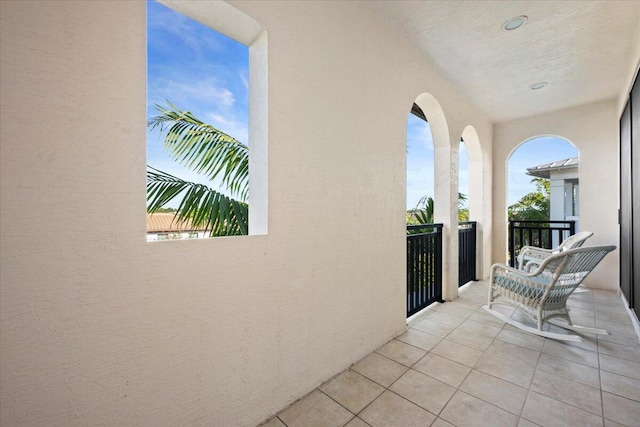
261,280,640,427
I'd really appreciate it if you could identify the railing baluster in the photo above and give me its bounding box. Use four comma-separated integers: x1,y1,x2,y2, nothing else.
507,220,576,267
406,223,444,317
418,235,422,307
458,222,477,287
412,235,417,312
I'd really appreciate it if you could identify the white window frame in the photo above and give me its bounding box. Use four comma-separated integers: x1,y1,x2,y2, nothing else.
157,0,268,235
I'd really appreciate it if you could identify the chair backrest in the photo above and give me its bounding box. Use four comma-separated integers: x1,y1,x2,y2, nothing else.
554,231,594,253
531,245,616,309
535,245,616,298
536,245,616,307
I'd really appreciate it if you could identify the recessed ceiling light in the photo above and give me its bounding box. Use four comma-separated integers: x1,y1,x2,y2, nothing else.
530,82,548,90
502,15,528,31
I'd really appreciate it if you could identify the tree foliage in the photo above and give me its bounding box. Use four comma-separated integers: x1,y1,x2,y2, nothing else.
508,177,550,221
146,102,249,236
407,193,468,225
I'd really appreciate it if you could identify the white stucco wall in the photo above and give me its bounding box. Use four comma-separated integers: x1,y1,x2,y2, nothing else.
493,100,619,290
618,13,640,113
0,1,493,426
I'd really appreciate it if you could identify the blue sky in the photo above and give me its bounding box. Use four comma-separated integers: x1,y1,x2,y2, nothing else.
148,1,577,212
406,116,578,209
147,0,248,203
406,114,436,209
507,136,578,204
406,114,469,210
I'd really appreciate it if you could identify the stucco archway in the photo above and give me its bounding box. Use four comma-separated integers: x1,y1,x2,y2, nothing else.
460,125,485,279
411,93,459,300
506,135,580,259
461,125,482,221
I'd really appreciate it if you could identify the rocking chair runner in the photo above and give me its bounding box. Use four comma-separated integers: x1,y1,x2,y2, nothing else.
517,231,593,272
484,244,616,342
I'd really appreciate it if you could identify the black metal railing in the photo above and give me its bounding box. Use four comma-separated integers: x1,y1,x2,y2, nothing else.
508,220,576,267
458,221,477,287
406,223,443,317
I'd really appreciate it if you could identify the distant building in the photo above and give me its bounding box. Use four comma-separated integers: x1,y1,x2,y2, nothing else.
146,212,210,242
526,157,579,242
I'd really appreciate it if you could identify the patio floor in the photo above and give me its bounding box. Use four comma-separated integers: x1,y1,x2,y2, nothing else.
261,280,640,427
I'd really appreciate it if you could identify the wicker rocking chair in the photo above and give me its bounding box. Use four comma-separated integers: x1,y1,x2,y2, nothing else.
484,245,616,342
517,231,593,272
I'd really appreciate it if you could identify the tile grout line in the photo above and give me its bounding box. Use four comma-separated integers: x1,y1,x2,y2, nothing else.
315,386,359,425
453,316,535,422
539,295,608,422
413,300,532,423
449,287,633,424
516,331,546,423
380,307,483,425
457,294,609,423
266,283,638,427
462,286,541,422
595,302,607,426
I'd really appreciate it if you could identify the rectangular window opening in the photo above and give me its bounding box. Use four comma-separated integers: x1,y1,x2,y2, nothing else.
146,0,267,242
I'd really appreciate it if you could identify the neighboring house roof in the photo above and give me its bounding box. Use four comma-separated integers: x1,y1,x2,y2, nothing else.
526,157,579,179
146,213,204,233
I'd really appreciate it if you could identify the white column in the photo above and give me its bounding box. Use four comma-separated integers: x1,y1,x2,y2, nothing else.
549,178,565,247
434,137,459,301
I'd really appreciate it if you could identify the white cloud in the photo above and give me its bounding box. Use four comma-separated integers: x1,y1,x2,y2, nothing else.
149,76,235,108
203,113,248,144
147,3,222,57
146,1,249,209
147,73,248,143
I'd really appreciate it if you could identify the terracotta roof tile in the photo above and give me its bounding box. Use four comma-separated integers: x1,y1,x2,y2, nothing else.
146,213,205,232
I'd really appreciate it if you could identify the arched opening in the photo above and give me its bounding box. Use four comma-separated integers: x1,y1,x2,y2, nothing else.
506,136,579,265
405,94,455,317
414,93,451,229
459,125,484,282
406,104,434,223
457,138,474,288
145,0,268,239
461,125,483,223
459,139,469,221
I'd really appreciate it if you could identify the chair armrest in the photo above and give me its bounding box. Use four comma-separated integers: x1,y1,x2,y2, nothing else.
491,262,539,278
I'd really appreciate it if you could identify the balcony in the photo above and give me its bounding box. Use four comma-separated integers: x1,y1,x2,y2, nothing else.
262,280,640,426
2,1,639,426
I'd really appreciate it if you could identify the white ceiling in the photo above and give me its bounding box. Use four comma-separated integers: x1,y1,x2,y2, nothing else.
371,1,640,122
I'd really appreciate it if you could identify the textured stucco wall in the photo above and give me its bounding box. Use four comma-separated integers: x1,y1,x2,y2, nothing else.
0,1,493,425
493,100,620,289
618,13,640,114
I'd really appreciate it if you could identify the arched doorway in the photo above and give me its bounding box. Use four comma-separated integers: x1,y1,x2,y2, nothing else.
506,136,579,265
406,104,434,222
459,125,484,284
405,94,451,316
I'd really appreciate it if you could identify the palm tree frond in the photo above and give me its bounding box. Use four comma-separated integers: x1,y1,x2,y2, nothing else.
148,101,249,201
147,166,248,236
407,195,434,224
407,193,468,224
